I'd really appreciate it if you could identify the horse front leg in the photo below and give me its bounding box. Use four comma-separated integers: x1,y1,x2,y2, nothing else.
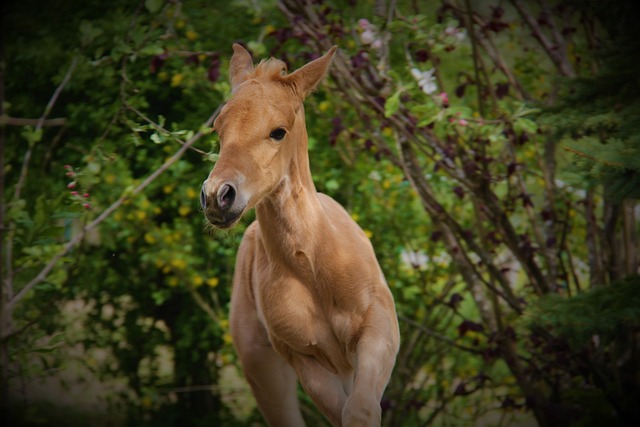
342,306,400,426
277,346,350,427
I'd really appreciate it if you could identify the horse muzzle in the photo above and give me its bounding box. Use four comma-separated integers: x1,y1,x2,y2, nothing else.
200,179,246,228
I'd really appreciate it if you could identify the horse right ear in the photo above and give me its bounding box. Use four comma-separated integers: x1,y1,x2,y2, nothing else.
230,43,254,92
283,46,337,101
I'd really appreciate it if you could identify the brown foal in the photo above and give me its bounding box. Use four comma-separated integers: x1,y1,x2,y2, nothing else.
200,44,399,426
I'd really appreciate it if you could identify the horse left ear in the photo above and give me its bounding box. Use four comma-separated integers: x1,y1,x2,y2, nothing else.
284,46,338,100
230,43,254,92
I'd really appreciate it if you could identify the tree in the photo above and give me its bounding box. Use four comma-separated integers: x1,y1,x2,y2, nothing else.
277,0,639,425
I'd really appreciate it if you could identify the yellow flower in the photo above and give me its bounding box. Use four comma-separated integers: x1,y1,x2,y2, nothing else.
219,319,229,329
503,375,517,385
185,30,198,41
178,206,191,217
141,396,153,409
171,73,184,87
382,127,393,137
186,187,198,199
163,184,174,194
136,210,146,220
318,100,330,112
170,259,187,270
157,71,168,82
192,275,204,287
364,230,373,239
264,24,276,34
350,212,360,222
223,332,233,345
206,277,219,288
382,180,391,189
167,276,179,287
144,233,156,244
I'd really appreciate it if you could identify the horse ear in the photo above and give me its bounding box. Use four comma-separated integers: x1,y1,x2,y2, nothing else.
284,46,337,100
230,43,254,91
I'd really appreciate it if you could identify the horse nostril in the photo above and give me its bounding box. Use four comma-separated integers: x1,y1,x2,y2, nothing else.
217,183,236,211
200,186,207,210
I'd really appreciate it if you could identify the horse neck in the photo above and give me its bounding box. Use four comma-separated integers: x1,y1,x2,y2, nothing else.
256,111,324,258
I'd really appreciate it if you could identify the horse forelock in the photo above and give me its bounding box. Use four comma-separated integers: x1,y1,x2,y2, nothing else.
252,58,288,81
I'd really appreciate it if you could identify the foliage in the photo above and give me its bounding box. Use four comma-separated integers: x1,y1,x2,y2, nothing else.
2,0,267,424
2,0,639,427
544,0,640,201
529,275,640,348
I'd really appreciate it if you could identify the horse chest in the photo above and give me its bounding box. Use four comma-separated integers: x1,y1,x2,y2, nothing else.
252,273,355,370
255,275,320,342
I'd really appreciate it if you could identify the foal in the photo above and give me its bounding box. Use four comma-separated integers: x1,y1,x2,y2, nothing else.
201,44,399,427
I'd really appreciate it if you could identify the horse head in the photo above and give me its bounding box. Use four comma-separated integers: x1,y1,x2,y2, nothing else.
200,44,337,228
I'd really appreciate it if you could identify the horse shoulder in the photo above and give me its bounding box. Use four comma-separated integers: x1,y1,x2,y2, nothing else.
315,192,382,276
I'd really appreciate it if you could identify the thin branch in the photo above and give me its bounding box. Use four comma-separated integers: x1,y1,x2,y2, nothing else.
124,101,209,156
5,56,79,303
509,0,575,77
464,0,487,117
562,145,624,167
189,286,220,324
399,315,483,355
14,56,78,202
0,117,66,127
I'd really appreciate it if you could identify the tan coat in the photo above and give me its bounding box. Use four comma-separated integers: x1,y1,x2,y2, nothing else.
201,44,400,427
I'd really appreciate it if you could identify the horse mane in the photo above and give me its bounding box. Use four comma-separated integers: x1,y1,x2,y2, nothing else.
252,58,288,81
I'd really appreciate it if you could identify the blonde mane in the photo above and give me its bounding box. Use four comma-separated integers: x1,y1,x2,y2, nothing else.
251,58,288,80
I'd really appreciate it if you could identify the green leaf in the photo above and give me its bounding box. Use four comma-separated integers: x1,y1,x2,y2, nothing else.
247,41,266,57
384,91,401,118
513,117,538,135
21,126,43,145
145,0,163,13
139,45,165,56
325,179,339,191
79,20,103,46
205,153,219,163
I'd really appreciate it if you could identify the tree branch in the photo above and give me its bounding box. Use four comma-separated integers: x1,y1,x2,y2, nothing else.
14,56,78,202
509,0,575,77
0,117,66,127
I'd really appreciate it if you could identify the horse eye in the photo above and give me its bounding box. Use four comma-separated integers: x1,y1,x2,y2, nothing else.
269,128,286,141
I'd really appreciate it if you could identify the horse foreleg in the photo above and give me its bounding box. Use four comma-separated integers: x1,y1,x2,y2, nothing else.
231,300,305,426
230,231,306,427
285,351,349,427
238,340,305,427
342,308,399,426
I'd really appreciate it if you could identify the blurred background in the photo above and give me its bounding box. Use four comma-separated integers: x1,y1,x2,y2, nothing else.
2,0,639,426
